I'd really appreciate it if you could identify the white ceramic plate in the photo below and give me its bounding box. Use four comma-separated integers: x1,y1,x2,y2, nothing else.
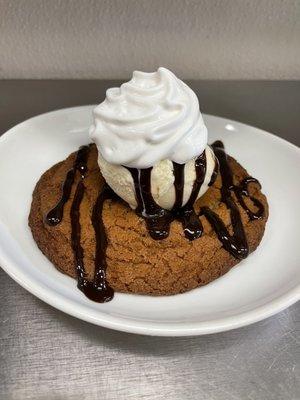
0,106,299,336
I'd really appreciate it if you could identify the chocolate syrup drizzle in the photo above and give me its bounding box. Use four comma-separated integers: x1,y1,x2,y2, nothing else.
70,180,113,302
126,167,172,240
46,145,113,302
46,146,89,225
126,152,207,241
208,150,219,187
173,152,206,240
201,141,264,259
172,162,185,210
172,160,201,240
45,141,264,302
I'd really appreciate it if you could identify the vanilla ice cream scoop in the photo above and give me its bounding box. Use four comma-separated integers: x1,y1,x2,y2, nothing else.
90,67,217,211
97,146,217,210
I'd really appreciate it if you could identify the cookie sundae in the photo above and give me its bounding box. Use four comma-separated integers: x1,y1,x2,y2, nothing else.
29,68,268,302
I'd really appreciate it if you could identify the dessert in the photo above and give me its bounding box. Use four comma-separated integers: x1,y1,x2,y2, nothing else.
29,68,268,303
91,68,215,212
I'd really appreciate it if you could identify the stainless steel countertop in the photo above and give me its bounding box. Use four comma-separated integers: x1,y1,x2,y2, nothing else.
1,81,299,400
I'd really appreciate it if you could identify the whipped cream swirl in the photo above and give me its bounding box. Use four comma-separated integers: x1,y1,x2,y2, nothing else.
90,67,207,168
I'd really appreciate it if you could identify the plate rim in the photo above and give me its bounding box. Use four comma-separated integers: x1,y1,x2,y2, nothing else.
0,105,299,337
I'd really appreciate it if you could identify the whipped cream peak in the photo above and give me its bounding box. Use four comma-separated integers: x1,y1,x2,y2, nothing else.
90,67,207,169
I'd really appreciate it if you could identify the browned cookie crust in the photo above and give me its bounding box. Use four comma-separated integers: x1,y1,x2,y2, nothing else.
29,145,269,296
